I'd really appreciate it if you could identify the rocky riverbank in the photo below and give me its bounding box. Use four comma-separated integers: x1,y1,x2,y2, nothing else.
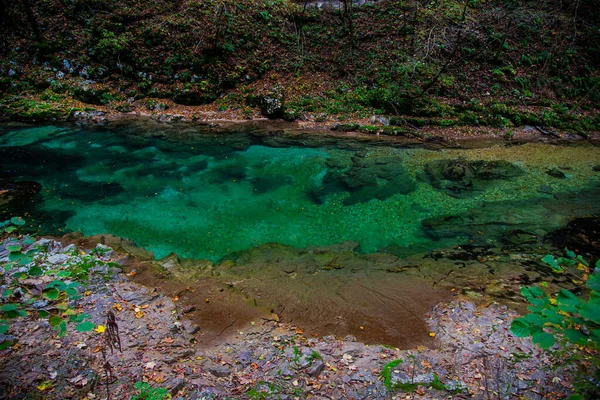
0,235,587,399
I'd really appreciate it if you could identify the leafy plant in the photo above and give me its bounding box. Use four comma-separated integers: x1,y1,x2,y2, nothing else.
131,381,170,400
510,249,600,349
511,249,600,398
0,217,97,350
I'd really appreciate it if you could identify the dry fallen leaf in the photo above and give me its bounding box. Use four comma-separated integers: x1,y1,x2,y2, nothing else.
112,303,123,312
164,337,174,343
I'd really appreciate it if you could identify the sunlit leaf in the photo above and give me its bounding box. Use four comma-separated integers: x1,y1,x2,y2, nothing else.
510,319,531,337
75,321,95,332
556,289,581,307
532,331,555,349
43,288,60,301
6,245,21,253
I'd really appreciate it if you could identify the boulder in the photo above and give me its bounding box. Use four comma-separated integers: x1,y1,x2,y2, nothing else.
420,159,525,198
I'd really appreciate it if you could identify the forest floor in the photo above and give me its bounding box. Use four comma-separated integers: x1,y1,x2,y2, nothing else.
0,236,590,400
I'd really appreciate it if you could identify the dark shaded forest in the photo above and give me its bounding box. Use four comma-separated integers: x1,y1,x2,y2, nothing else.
0,0,598,133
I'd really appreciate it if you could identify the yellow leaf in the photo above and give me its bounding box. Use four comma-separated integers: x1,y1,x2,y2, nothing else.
135,311,145,319
429,332,436,337
37,380,53,391
112,303,123,312
95,325,106,334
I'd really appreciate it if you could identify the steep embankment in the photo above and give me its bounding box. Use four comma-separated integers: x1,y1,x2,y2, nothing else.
0,0,598,136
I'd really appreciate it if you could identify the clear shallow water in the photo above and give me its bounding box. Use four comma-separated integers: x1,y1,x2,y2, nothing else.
1,124,599,262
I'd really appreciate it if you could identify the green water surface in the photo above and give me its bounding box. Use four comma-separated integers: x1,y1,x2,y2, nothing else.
1,124,599,261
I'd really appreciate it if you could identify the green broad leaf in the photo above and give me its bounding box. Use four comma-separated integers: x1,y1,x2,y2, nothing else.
590,329,600,343
10,217,25,226
580,303,600,324
0,322,9,334
0,220,8,227
530,297,548,307
5,310,27,319
56,271,71,278
557,303,579,314
521,286,533,299
510,319,531,337
587,274,600,291
4,226,17,233
22,236,35,245
522,313,544,328
541,255,562,272
565,248,576,258
541,309,563,325
57,321,67,337
529,286,545,298
596,259,600,268
564,329,587,345
2,289,12,297
75,321,95,332
67,282,81,289
55,302,69,311
0,340,12,350
69,314,84,323
569,395,585,400
557,257,576,267
28,266,43,277
589,291,600,304
48,316,62,327
532,331,555,349
0,304,18,312
65,288,79,299
37,310,49,318
46,280,66,291
576,255,588,267
42,288,60,301
18,256,33,266
8,252,23,261
6,245,21,253
556,289,582,307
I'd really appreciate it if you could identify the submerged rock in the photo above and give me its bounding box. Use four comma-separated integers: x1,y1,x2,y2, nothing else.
308,154,416,205
420,158,525,198
0,179,42,217
546,217,600,257
546,167,570,179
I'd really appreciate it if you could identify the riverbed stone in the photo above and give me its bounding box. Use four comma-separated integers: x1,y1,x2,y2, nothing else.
420,158,525,198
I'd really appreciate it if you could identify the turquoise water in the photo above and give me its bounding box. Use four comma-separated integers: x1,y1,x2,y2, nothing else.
1,124,599,261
